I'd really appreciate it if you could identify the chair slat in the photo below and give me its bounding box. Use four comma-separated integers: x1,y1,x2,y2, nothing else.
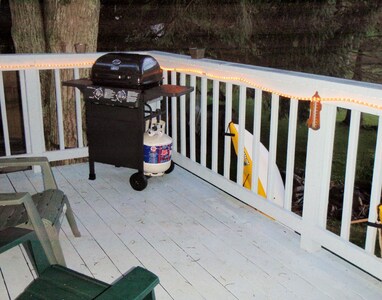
18,265,108,300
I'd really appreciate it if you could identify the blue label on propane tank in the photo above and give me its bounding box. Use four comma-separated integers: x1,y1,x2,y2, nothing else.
144,144,172,163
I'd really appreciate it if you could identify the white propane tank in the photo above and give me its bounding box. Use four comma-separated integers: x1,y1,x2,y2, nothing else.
143,121,172,176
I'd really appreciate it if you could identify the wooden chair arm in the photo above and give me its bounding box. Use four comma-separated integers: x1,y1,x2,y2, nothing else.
95,266,159,300
0,156,57,190
0,192,31,205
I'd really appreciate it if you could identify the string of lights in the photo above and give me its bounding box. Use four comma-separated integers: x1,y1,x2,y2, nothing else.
161,66,382,110
0,61,381,110
0,62,94,70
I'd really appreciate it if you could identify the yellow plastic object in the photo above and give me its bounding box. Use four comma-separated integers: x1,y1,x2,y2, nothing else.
378,204,382,222
229,122,266,197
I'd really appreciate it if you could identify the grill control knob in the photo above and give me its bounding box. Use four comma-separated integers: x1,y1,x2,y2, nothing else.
93,87,104,100
115,90,127,103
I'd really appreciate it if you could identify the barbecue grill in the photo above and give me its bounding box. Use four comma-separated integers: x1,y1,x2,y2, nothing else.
63,53,193,191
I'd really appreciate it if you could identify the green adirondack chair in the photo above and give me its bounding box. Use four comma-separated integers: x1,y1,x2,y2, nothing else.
0,156,81,266
0,227,159,299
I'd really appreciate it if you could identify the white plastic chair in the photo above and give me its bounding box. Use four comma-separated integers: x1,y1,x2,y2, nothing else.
0,156,81,265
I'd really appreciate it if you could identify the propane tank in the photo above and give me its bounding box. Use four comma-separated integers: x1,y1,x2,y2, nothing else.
143,120,172,176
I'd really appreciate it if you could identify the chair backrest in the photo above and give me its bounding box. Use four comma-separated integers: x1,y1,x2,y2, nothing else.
0,157,57,190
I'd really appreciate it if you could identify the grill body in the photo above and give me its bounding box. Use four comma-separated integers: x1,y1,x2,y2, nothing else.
63,53,193,191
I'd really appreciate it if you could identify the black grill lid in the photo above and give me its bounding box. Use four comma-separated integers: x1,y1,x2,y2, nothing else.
91,53,163,89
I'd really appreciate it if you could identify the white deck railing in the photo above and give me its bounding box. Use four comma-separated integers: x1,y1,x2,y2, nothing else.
1,51,381,279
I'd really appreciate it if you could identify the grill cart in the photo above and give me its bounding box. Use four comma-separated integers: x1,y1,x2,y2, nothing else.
63,53,193,191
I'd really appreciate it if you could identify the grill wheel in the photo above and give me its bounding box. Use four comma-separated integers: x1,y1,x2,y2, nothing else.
129,172,148,191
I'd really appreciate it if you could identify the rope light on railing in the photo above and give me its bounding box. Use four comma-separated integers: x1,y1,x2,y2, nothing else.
161,66,382,111
1,61,381,111
0,62,94,70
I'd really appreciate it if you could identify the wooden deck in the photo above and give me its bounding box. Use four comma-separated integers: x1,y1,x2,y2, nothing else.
0,162,381,299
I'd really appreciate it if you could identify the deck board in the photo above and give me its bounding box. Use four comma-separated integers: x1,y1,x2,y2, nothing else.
56,164,201,299
0,247,34,299
1,162,381,299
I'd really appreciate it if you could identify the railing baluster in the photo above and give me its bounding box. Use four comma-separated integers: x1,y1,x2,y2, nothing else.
189,75,196,161
223,83,233,179
54,69,65,150
73,68,83,148
200,77,207,167
162,71,169,135
0,71,11,155
365,115,382,253
317,105,337,227
341,110,361,240
267,94,280,203
163,71,168,84
19,71,31,154
251,88,262,193
171,71,178,152
211,80,219,172
237,85,246,185
180,73,187,156
284,99,298,210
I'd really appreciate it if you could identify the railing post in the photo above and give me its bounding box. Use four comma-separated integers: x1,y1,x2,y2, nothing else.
21,69,46,156
301,103,336,251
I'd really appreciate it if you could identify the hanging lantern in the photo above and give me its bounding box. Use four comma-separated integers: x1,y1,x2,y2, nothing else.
307,91,322,130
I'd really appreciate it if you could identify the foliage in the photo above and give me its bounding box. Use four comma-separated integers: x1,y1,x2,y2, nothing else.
240,0,381,78
99,0,382,82
98,0,382,122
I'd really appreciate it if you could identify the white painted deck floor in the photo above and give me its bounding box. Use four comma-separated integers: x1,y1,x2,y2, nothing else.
0,162,381,299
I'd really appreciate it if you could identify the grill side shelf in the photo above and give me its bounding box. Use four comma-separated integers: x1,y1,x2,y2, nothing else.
62,79,93,91
142,85,194,102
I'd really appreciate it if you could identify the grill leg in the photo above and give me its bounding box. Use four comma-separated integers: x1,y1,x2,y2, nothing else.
89,160,96,180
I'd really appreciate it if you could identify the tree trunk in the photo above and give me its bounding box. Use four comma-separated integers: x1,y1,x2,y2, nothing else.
44,0,100,149
9,0,46,53
44,0,100,54
9,0,100,153
9,0,51,151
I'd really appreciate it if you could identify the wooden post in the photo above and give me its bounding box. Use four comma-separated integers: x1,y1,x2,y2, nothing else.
301,102,337,251
22,69,46,157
